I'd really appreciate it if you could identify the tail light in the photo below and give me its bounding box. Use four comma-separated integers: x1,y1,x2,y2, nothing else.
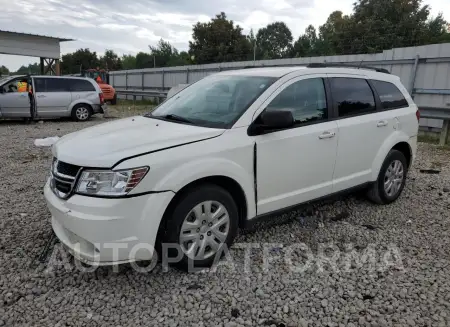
416,109,420,122
99,93,105,105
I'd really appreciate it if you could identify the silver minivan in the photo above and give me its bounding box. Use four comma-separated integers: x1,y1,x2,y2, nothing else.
0,75,106,121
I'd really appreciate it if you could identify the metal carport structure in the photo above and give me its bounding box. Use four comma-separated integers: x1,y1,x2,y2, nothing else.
0,30,73,75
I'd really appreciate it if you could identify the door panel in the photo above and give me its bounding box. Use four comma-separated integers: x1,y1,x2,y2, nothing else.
328,74,394,192
332,112,394,191
256,121,338,214
254,75,338,215
34,78,72,117
36,92,72,116
0,78,31,117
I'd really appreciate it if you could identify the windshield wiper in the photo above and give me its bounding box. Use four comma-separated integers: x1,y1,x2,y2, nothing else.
149,114,195,125
159,114,195,124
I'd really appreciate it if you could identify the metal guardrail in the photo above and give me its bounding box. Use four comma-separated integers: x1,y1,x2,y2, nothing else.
419,106,450,145
419,107,450,120
115,89,168,97
115,89,168,104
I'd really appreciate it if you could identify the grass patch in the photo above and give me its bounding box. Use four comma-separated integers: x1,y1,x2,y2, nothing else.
418,133,439,145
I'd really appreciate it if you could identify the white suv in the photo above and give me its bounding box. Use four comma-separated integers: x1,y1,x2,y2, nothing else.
44,64,419,269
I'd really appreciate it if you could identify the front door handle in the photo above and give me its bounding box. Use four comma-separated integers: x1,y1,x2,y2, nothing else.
37,95,46,98
377,120,388,127
318,131,336,139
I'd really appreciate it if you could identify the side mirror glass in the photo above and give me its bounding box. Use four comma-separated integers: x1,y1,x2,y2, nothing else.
260,110,294,129
248,110,294,135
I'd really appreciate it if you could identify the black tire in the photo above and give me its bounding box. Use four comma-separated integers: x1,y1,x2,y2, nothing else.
110,94,117,105
367,149,408,204
71,104,92,121
161,184,239,271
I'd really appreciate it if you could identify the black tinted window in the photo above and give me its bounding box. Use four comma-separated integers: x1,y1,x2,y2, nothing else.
45,78,69,92
331,78,375,117
266,78,327,123
69,79,96,92
33,78,45,92
371,80,408,109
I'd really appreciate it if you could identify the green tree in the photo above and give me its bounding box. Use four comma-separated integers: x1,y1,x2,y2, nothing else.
246,29,257,60
61,48,100,74
0,65,9,76
292,25,322,57
14,63,41,74
318,11,354,55
121,54,137,70
135,51,154,69
189,12,252,64
99,49,122,71
256,22,293,59
149,39,190,67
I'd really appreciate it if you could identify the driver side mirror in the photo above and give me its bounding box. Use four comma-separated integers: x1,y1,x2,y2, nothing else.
248,110,294,136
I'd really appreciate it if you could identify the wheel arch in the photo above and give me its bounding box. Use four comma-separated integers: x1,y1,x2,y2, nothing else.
69,100,94,113
371,132,412,180
160,175,248,231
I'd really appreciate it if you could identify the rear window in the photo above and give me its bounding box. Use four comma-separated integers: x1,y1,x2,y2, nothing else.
69,79,96,92
371,80,408,109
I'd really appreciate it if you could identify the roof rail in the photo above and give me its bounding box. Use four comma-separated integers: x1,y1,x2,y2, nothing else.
306,63,390,74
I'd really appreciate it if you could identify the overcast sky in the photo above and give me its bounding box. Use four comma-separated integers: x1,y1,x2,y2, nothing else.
0,0,449,71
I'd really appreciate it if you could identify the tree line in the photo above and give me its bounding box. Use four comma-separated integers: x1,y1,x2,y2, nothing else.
6,0,450,75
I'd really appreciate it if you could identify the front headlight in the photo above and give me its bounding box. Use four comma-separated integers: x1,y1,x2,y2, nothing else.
75,167,148,197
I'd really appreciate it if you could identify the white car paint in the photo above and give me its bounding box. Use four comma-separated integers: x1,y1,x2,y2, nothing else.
53,116,225,167
44,66,419,265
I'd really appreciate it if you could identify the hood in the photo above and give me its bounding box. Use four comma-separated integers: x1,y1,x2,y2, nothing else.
53,116,224,167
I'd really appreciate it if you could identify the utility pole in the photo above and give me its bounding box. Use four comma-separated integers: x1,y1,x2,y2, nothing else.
253,41,257,62
154,56,156,68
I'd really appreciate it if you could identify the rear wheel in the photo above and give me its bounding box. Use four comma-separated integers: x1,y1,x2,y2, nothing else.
162,184,238,271
71,104,92,121
367,149,407,204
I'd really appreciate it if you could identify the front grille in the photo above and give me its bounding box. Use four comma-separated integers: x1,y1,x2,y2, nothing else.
56,161,80,177
55,180,72,193
51,158,81,199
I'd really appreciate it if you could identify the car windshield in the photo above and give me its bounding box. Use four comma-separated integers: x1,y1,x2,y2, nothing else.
148,74,276,128
0,76,14,85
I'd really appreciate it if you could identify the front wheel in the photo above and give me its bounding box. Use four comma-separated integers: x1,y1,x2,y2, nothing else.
367,149,408,204
162,184,238,271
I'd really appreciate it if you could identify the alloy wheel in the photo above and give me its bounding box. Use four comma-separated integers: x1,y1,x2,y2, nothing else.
384,159,404,197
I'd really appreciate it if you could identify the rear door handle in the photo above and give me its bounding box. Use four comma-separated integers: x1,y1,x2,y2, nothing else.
318,131,336,139
377,120,388,127
37,95,46,98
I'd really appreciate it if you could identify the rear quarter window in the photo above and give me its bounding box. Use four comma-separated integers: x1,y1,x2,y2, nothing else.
69,79,96,92
371,80,408,110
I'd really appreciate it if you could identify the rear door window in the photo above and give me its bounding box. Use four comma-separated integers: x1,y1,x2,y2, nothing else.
69,79,96,92
371,80,408,109
45,78,70,92
34,78,70,92
330,78,376,118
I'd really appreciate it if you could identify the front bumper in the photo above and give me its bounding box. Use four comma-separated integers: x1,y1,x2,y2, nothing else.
44,179,174,265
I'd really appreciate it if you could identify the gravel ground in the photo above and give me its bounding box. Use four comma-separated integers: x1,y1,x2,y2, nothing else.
1,112,450,327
